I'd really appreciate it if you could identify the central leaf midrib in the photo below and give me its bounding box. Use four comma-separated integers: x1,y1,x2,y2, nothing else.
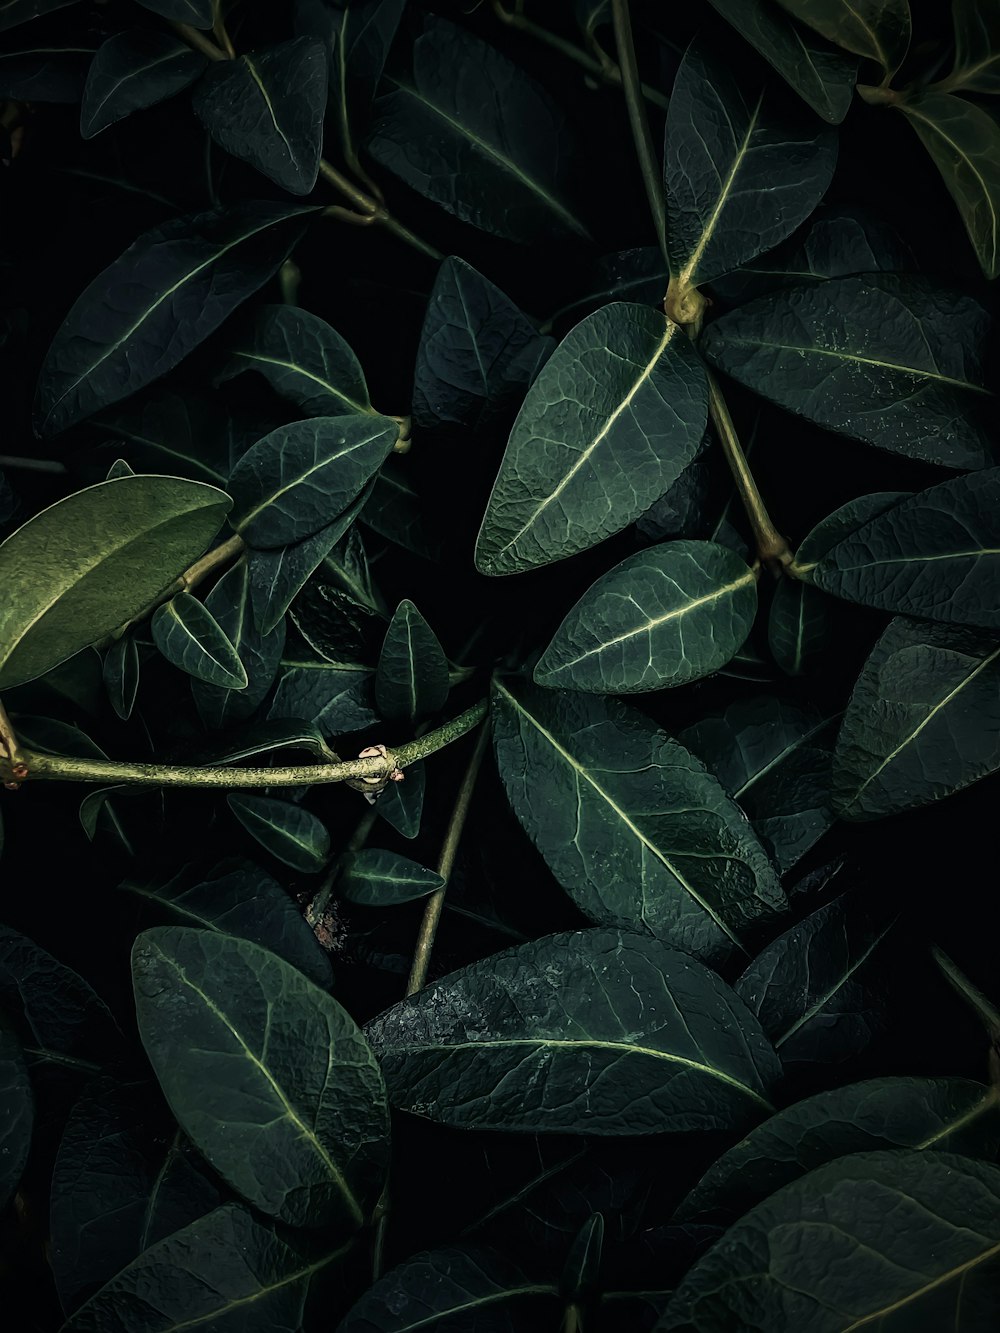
774,918,896,1049
720,334,991,393
234,432,383,532
231,350,369,414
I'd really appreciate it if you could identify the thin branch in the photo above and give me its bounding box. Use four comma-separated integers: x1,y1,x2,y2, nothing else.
405,719,491,996
171,21,227,62
0,699,27,783
0,455,67,474
611,0,667,260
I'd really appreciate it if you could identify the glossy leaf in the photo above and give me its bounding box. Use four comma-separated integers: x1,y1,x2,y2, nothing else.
193,39,328,195
776,0,911,73
0,475,230,691
0,44,93,102
561,1213,604,1302
65,1202,348,1332
664,39,838,290
268,654,378,733
366,927,781,1134
151,591,248,689
375,760,425,839
950,0,1000,93
736,891,897,1066
833,616,1000,820
132,926,389,1229
229,414,398,549
702,274,994,466
0,1019,32,1212
35,201,313,437
192,560,285,730
102,633,140,720
291,581,385,666
811,469,1000,628
900,91,1000,280
476,305,708,575
535,540,758,693
706,0,857,123
339,849,444,907
193,717,336,766
228,794,330,873
375,600,449,724
674,1075,1000,1225
368,17,589,243
80,31,206,138
767,580,833,677
660,1151,1000,1331
320,526,382,613
492,677,786,964
679,696,836,874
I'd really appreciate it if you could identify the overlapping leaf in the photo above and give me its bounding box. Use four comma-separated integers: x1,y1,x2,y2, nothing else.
228,794,330,873
151,591,248,689
949,0,1000,93
375,600,449,723
80,31,206,138
192,560,285,729
776,0,910,74
339,850,444,907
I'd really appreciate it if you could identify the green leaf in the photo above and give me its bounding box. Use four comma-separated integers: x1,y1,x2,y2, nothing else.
218,304,373,417
810,469,1000,628
80,31,206,138
0,475,231,691
706,0,857,123
339,849,444,907
34,202,313,437
635,436,712,543
63,1202,349,1332
320,526,383,613
660,1151,1000,1331
0,44,94,102
193,717,336,766
268,654,378,733
0,0,79,34
336,1246,560,1332
121,857,333,988
374,760,425,839
544,247,670,330
291,581,385,666
192,39,328,195
50,1076,221,1313
735,890,897,1066
151,591,248,689
132,926,389,1229
366,927,781,1134
561,1213,604,1303
535,540,758,693
664,39,838,290
361,461,442,560
192,561,285,730
796,490,910,565
776,0,911,73
476,305,708,575
674,1076,1000,1225
103,633,140,720
95,389,231,485
374,600,449,724
491,677,786,964
767,580,834,677
833,616,1000,820
368,17,589,243
899,91,1000,280
702,274,994,466
413,257,554,434
229,414,398,549
949,0,1000,93
679,696,836,874
228,794,330,873
0,1018,32,1213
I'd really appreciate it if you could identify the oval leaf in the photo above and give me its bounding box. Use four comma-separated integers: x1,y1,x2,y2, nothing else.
339,849,444,906
776,0,911,73
192,560,285,730
227,794,330,873
374,600,449,724
950,0,1000,93
151,591,248,689
80,30,206,138
103,633,140,720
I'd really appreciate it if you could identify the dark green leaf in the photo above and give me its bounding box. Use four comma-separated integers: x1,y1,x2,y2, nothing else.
374,759,425,839
368,17,589,243
375,600,449,724
0,0,79,34
0,45,93,102
664,40,838,290
35,202,313,436
674,1076,1000,1225
229,414,398,549
660,1151,1000,1332
735,890,897,1065
492,678,786,964
320,526,383,613
121,857,333,987
476,305,708,575
336,1246,559,1332
796,490,910,563
268,654,378,733
102,633,140,720
950,0,1000,93
64,1202,349,1332
561,1213,604,1302
361,461,442,560
833,616,1000,820
193,717,336,765
900,91,1000,280
0,475,230,690
132,926,389,1229
12,713,107,760
228,794,330,872
135,1,213,27
366,927,780,1133
151,591,248,689
291,581,385,666
192,560,286,729
535,540,758,693
776,0,911,73
545,247,669,331
80,31,206,138
811,469,1000,627
413,257,554,434
0,1018,32,1212
339,849,444,906
193,39,328,195
706,0,857,123
702,274,994,466
767,580,833,677
95,390,231,485
679,696,836,874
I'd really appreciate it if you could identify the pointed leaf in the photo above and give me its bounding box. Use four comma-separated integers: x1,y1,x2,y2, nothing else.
476,304,708,575
536,540,758,693
268,654,378,733
228,794,330,873
0,1019,32,1213
776,0,911,73
339,849,444,907
35,202,313,437
492,677,786,964
0,44,94,102
950,0,1000,93
95,389,230,485
546,247,669,330
374,759,425,839
132,927,389,1229
361,461,442,560
80,31,206,138
152,591,248,689
192,561,285,730
103,633,140,720
0,475,230,690
375,600,449,724
561,1213,604,1303
366,928,781,1134
767,581,834,677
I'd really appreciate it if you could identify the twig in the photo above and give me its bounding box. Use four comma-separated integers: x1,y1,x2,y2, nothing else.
0,455,67,474
611,0,667,260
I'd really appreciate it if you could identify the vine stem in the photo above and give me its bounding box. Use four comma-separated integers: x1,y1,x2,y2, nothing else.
405,719,491,996
611,0,666,260
0,700,488,790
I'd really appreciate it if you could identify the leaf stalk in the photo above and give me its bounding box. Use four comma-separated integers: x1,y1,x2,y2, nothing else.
610,0,667,260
